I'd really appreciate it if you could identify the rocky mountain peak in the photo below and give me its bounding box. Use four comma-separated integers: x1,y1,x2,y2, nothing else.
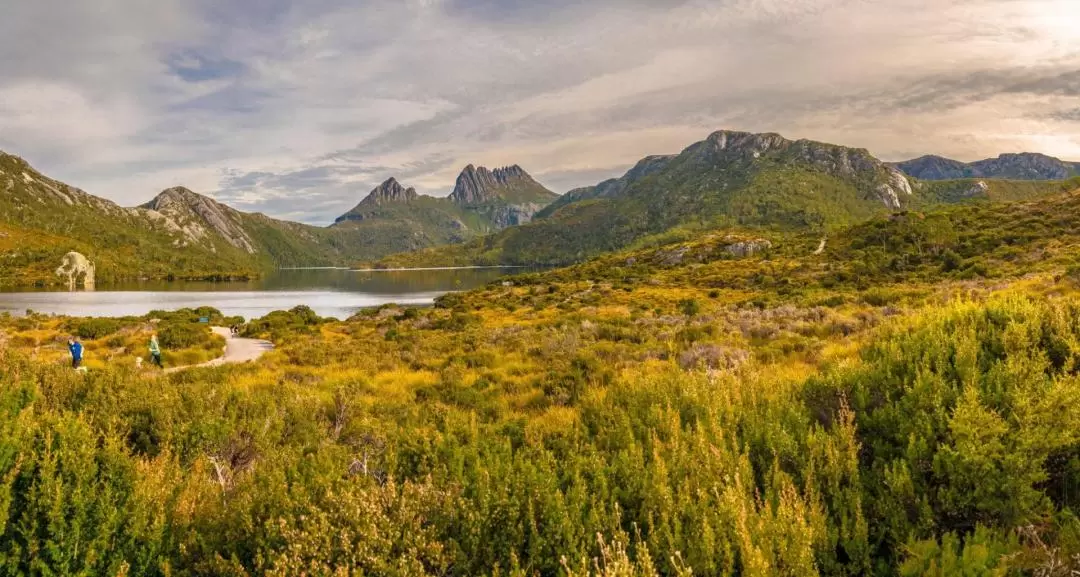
138,186,256,254
706,130,790,156
450,164,548,205
360,178,419,206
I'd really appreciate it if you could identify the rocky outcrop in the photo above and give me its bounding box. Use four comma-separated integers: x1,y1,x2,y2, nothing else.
470,202,549,228
895,152,1080,181
56,251,95,291
140,187,256,253
725,239,773,258
962,180,991,198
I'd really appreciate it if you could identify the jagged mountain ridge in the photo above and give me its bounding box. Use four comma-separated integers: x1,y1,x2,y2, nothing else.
894,153,1080,180
333,164,557,235
377,129,1080,268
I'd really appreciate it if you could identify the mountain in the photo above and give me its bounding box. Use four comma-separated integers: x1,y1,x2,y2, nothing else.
449,164,558,228
895,153,1080,180
138,187,362,268
329,166,557,255
330,178,482,256
0,152,558,286
376,130,1080,268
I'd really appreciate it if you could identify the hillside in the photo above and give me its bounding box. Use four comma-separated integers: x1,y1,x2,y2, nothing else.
376,130,1080,268
895,152,1080,180
0,153,558,286
0,153,264,285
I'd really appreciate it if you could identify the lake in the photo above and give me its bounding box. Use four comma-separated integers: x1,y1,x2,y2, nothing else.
0,268,523,320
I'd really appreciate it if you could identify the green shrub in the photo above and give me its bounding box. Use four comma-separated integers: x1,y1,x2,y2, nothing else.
75,318,122,339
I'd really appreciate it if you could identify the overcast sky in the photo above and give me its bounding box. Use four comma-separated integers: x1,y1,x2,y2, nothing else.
1,0,1078,224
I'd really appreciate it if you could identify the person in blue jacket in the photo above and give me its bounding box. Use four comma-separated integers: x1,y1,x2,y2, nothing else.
68,336,83,369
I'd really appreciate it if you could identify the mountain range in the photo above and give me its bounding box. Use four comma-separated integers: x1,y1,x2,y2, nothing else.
893,153,1080,181
0,153,555,286
1,131,1078,285
378,130,1080,267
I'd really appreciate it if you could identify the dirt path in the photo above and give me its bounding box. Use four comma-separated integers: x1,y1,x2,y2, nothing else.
814,237,827,255
164,327,273,373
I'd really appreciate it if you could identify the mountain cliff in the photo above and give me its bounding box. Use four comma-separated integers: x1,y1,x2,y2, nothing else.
447,164,557,228
895,153,1080,180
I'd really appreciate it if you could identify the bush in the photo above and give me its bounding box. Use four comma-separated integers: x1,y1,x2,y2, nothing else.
75,318,122,340
157,322,208,349
678,298,701,317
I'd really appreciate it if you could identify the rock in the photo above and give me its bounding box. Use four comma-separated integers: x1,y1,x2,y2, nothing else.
725,240,772,258
141,187,258,253
55,251,95,291
655,246,690,266
962,180,991,197
359,178,418,206
448,164,557,228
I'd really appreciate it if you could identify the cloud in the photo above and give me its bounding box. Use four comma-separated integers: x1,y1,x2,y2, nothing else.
0,0,1078,225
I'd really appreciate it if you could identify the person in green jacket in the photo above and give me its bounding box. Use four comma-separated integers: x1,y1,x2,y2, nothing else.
149,333,163,368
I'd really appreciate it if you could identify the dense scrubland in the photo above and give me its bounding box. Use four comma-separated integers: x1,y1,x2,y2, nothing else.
5,192,1080,575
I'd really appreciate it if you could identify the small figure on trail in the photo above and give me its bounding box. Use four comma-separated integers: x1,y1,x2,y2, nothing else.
149,333,163,368
67,336,83,369
230,324,239,337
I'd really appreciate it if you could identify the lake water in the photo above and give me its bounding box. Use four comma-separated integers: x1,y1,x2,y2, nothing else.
0,268,523,320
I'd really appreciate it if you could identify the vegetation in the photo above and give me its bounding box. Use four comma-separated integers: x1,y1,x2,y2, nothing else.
374,138,1080,269
0,307,228,370
6,181,1080,573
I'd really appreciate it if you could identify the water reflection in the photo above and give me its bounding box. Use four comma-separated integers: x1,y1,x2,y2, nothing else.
0,268,523,320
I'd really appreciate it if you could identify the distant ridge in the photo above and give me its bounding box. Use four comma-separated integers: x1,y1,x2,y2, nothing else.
894,152,1080,180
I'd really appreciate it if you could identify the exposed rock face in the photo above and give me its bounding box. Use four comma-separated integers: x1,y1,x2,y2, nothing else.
361,178,419,206
448,164,556,228
470,203,549,228
895,153,1080,181
962,181,991,198
335,178,420,223
452,165,507,204
726,239,773,258
874,169,914,210
140,187,256,253
56,251,95,291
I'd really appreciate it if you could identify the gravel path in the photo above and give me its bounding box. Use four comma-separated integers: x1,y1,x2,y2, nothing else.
164,327,273,373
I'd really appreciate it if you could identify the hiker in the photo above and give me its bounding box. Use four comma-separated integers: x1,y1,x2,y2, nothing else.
149,333,163,368
67,336,83,369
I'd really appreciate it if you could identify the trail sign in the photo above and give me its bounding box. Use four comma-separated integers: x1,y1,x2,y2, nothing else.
199,317,209,324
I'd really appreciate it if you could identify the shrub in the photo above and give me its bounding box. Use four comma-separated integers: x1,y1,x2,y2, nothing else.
157,322,207,349
75,318,122,340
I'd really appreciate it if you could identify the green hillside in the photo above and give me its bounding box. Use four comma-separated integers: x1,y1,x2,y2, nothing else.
376,132,1080,268
0,155,559,286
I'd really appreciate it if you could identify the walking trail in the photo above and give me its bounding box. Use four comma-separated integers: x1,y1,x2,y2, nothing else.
165,327,273,373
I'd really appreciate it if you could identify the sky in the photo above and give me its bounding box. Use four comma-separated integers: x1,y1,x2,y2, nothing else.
1,0,1078,224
